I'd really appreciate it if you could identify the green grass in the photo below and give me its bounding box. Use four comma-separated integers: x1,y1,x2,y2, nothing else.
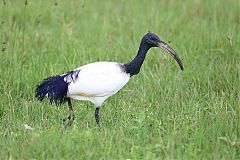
0,0,239,159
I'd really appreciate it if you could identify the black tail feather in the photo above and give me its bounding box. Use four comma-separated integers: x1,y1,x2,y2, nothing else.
35,70,80,105
35,75,68,104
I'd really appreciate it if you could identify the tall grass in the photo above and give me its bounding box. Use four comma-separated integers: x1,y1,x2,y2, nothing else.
0,0,239,159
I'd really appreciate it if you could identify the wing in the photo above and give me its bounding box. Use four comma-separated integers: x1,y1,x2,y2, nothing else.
67,62,130,97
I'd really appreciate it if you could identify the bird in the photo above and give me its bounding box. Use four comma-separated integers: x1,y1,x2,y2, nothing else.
35,32,184,127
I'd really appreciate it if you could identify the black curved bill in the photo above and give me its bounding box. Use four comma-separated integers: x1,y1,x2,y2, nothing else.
158,41,184,70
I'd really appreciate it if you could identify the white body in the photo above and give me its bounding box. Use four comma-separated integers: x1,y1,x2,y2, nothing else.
66,62,130,107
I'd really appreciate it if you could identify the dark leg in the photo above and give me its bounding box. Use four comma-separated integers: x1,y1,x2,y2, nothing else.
63,98,75,126
95,107,100,126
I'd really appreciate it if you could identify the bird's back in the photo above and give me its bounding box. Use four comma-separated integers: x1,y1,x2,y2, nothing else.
67,62,130,104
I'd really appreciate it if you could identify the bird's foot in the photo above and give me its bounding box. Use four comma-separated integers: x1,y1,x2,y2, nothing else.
63,113,75,127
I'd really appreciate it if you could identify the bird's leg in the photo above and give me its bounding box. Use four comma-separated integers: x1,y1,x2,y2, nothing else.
63,98,75,126
95,107,100,126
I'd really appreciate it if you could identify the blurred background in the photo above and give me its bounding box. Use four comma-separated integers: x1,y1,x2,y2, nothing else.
0,0,239,159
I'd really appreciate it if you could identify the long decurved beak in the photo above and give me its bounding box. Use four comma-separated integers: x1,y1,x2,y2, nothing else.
158,41,184,70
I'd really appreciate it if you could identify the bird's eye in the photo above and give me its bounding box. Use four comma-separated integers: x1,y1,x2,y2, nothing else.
151,37,157,41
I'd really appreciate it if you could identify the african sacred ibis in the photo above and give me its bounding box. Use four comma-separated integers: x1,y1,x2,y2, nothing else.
35,32,183,126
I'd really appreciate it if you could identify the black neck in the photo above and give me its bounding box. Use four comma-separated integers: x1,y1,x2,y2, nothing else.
124,41,151,76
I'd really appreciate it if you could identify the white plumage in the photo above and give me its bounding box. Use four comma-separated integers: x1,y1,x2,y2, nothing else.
67,62,130,107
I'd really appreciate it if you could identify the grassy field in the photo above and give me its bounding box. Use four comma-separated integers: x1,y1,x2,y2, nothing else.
0,0,239,159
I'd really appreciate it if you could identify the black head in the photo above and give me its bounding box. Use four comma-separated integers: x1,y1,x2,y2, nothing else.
144,32,162,47
142,32,184,70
